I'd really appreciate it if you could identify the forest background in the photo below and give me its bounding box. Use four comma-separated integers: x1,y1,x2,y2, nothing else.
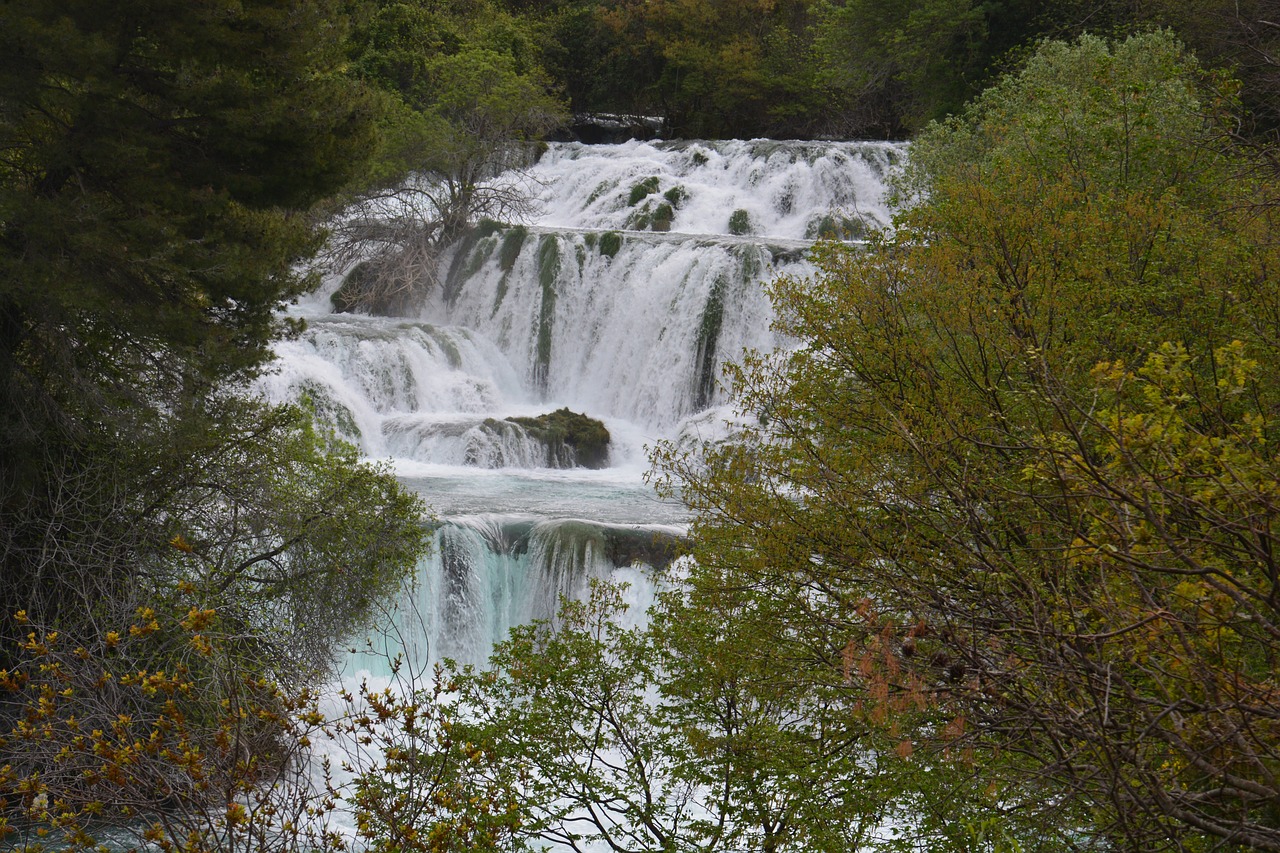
2,0,1280,852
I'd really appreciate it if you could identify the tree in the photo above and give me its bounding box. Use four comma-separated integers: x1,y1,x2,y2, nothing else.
0,603,350,853
813,0,988,135
330,0,565,311
348,577,1064,853
0,397,430,848
0,0,376,429
592,0,826,139
0,0,391,647
656,32,1280,850
1138,0,1280,141
0,1,431,844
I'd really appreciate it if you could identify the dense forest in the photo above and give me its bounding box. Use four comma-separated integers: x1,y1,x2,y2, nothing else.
2,0,1280,851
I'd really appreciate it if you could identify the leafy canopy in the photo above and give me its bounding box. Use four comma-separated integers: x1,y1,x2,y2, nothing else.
656,30,1280,851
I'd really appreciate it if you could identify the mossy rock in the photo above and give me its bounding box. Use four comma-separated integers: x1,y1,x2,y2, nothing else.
628,176,660,206
474,219,504,240
534,238,560,392
492,273,510,316
586,180,614,206
459,243,492,281
728,209,753,236
663,185,689,207
628,200,674,233
505,408,610,469
498,225,529,272
736,244,762,281
330,260,414,316
651,202,674,232
297,380,360,443
444,226,500,303
598,231,623,258
805,213,870,241
423,326,463,369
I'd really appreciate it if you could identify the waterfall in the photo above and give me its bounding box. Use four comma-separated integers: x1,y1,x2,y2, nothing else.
434,228,796,427
263,138,904,674
348,515,682,672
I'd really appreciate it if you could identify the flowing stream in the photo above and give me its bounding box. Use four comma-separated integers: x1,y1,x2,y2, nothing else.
262,138,904,672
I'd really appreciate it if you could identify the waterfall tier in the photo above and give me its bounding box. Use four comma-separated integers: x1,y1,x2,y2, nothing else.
349,516,683,672
264,138,905,672
526,139,902,239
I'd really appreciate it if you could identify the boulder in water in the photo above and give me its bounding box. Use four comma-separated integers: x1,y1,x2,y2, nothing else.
505,408,610,469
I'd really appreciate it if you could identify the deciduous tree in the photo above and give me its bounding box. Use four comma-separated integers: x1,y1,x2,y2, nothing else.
657,31,1280,850
330,0,566,311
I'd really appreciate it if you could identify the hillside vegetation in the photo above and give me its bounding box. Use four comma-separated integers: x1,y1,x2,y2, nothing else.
3,1,1280,851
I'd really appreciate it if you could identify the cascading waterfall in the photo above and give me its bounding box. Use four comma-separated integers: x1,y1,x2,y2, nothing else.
435,227,796,427
348,516,682,669
262,138,903,674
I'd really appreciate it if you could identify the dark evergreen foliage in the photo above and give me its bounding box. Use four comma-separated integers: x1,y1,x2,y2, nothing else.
0,0,417,666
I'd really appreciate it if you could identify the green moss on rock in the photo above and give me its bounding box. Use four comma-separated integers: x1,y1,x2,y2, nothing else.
598,231,623,258
693,276,727,410
651,202,674,232
628,176,660,205
805,213,870,241
728,209,753,236
297,380,360,443
498,225,529,272
506,408,611,469
534,238,560,392
474,219,504,240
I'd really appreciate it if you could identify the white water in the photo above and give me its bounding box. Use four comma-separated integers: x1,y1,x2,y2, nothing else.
528,139,901,238
262,139,903,672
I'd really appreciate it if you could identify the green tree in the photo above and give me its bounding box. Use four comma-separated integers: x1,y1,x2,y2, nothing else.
513,1,660,122
657,32,1280,850
593,0,825,139
331,0,565,311
814,0,988,135
0,397,430,848
349,578,1059,853
0,0,376,428
0,0,392,645
0,1,431,843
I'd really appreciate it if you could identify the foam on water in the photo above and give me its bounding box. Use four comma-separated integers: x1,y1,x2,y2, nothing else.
261,138,904,672
528,139,902,238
